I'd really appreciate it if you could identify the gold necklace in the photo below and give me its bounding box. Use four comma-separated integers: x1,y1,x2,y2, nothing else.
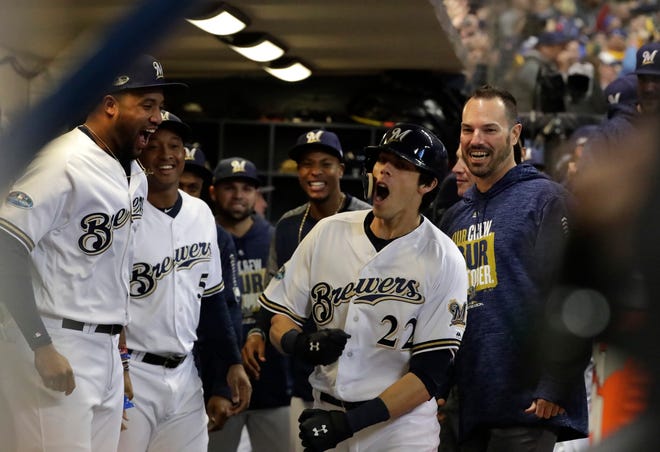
297,193,345,243
83,124,121,164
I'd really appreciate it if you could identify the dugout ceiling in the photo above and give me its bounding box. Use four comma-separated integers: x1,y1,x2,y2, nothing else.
0,0,466,79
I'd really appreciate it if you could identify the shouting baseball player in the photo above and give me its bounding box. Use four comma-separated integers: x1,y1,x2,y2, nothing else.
0,55,182,451
260,123,468,451
117,111,251,451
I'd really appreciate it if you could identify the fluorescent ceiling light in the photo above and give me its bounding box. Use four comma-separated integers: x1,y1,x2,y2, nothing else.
186,3,249,36
221,33,286,62
264,58,312,82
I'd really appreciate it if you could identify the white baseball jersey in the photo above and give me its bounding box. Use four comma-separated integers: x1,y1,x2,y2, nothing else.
126,191,224,356
0,127,147,324
260,210,468,402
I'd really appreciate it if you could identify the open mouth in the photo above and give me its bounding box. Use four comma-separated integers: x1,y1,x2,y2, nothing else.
467,146,490,162
374,183,389,202
138,128,156,148
307,181,326,192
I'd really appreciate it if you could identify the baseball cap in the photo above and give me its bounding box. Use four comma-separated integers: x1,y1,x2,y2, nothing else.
536,31,569,47
604,73,638,107
213,157,261,187
569,125,598,148
110,54,188,93
158,110,191,142
183,144,213,184
288,130,344,162
634,41,660,76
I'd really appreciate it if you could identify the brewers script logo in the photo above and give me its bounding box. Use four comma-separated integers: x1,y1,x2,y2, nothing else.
78,196,144,255
310,277,423,325
130,242,212,298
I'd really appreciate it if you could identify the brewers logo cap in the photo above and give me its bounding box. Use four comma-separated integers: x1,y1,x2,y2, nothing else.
634,41,660,76
110,54,188,93
214,157,261,187
184,144,213,185
288,129,344,162
604,73,638,108
158,110,192,142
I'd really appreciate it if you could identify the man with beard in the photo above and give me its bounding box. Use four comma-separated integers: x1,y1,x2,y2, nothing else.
439,85,589,451
207,157,290,452
0,55,182,451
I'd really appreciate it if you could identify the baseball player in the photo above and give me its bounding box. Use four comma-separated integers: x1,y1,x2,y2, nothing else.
260,123,468,451
117,111,251,451
0,54,181,451
243,129,371,451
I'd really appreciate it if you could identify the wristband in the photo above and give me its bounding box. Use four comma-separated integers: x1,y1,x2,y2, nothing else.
281,329,300,355
345,397,390,433
28,332,53,351
119,345,131,371
247,328,266,341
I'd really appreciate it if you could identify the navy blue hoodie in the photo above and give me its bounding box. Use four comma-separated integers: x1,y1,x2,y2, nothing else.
440,164,588,442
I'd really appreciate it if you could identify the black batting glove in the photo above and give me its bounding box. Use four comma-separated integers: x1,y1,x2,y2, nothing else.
298,408,353,451
282,329,351,365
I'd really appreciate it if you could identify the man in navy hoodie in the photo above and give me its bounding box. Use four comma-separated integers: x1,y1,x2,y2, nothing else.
439,85,588,451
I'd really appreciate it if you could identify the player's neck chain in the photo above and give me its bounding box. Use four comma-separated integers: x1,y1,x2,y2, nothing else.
298,192,345,244
81,124,121,165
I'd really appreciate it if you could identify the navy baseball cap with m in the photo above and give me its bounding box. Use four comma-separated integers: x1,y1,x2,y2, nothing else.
184,144,213,185
288,130,344,162
214,157,261,187
158,110,192,142
634,41,660,76
110,54,188,93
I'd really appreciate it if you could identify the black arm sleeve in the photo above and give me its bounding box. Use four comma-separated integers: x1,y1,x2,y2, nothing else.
199,291,241,365
0,228,51,349
409,349,454,399
254,305,274,336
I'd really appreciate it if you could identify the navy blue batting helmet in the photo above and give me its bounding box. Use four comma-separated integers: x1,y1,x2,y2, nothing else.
363,123,448,179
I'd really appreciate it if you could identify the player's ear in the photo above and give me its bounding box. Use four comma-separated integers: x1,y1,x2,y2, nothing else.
338,162,345,177
102,95,119,117
208,184,217,202
418,177,438,194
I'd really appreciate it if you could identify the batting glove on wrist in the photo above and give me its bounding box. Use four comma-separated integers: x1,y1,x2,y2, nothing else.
294,329,351,365
299,408,353,451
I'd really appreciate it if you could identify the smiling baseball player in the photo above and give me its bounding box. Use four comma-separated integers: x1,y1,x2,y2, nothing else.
260,123,468,451
117,111,251,452
0,55,184,452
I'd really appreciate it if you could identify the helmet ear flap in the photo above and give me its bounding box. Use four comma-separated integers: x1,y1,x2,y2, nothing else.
362,171,375,200
360,147,379,200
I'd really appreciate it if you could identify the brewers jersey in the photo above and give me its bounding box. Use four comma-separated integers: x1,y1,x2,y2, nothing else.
260,210,468,402
0,127,146,324
127,191,224,355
